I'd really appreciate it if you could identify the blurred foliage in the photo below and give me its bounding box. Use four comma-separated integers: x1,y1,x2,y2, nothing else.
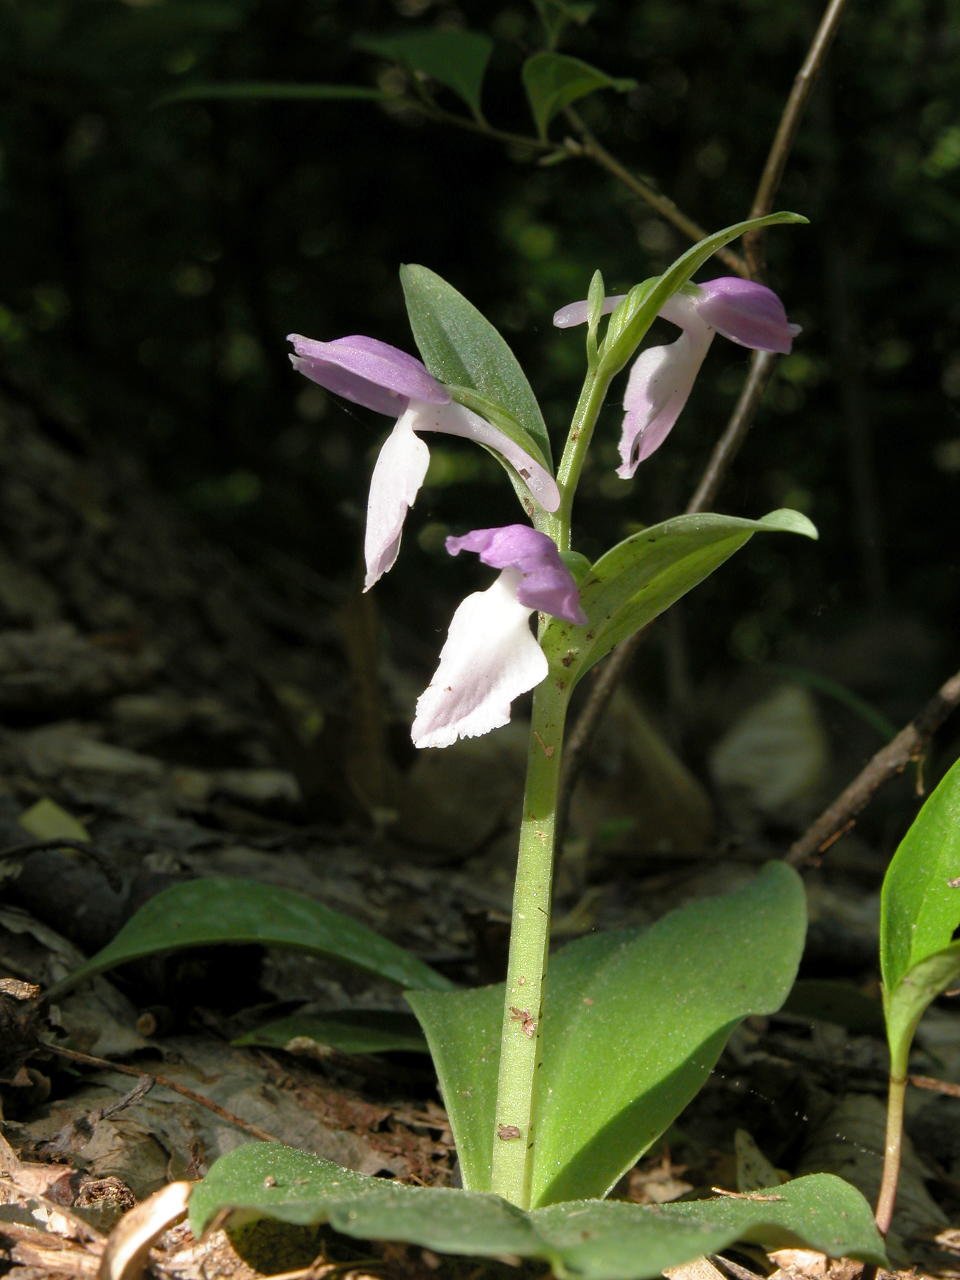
1,0,958,729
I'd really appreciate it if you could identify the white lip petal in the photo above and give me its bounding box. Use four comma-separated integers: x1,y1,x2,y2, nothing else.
617,321,714,478
409,401,560,513
363,408,431,591
411,571,548,749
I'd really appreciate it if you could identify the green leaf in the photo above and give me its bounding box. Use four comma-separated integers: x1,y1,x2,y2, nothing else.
18,797,90,843
879,756,960,1070
880,755,960,992
400,265,552,467
157,82,389,106
233,1010,428,1056
190,1145,887,1278
48,876,454,1000
884,943,960,1071
542,509,817,682
599,213,809,377
409,864,805,1204
522,52,636,138
356,31,493,119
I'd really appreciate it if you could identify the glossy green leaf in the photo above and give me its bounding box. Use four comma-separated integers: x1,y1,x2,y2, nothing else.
158,81,389,106
400,264,552,467
233,1010,428,1056
599,212,808,377
409,864,805,1204
880,755,960,992
884,944,960,1072
880,755,960,1069
405,982,501,1190
541,509,817,683
522,52,636,138
48,876,454,1000
356,31,493,119
190,1144,886,1278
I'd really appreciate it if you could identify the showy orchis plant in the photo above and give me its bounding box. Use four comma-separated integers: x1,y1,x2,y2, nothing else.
56,217,890,1277
289,216,809,1209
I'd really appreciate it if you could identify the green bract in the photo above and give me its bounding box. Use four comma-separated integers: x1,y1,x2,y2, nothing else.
540,509,818,682
598,212,808,378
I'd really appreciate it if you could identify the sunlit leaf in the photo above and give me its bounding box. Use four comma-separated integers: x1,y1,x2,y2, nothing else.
541,509,817,683
190,1145,886,1279
400,265,552,467
410,864,805,1204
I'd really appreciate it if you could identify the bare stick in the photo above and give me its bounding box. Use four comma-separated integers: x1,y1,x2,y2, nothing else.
786,667,960,867
42,1042,284,1145
561,113,748,277
744,0,852,275
558,0,849,843
558,351,778,838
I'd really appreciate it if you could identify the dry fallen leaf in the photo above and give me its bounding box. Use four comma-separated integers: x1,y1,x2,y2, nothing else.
97,1180,192,1280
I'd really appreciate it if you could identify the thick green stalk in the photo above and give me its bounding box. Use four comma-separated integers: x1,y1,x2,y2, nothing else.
489,671,570,1208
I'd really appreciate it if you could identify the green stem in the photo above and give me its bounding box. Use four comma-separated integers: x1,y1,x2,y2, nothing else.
552,367,613,550
489,672,570,1208
874,1046,908,1236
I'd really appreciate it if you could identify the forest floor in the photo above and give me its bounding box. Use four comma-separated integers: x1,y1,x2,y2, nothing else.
0,389,957,1279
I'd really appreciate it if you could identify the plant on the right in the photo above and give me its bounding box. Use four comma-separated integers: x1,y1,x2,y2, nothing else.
876,754,960,1235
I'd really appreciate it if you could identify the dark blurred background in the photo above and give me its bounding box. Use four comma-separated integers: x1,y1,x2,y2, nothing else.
1,0,958,813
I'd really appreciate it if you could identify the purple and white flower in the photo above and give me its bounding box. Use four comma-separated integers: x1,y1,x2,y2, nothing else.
412,524,587,749
554,278,800,477
289,334,560,590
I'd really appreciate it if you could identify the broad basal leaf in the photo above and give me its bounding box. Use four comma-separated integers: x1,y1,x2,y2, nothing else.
49,876,454,1000
190,1144,886,1279
522,52,636,138
409,863,805,1204
356,31,493,119
233,1009,427,1056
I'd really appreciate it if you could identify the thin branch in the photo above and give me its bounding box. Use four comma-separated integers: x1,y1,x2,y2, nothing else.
562,111,749,277
394,97,749,274
684,350,778,513
558,351,777,841
786,667,960,867
42,1042,284,1145
744,0,852,275
557,0,851,849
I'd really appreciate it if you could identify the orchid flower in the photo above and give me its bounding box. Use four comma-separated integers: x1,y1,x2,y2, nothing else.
554,278,800,478
288,334,560,589
412,525,587,749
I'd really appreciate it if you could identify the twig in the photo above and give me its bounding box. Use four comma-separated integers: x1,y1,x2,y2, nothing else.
786,666,960,866
684,351,778,513
42,1042,283,1145
557,351,777,843
0,837,124,891
562,111,749,277
744,0,852,276
558,0,846,847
